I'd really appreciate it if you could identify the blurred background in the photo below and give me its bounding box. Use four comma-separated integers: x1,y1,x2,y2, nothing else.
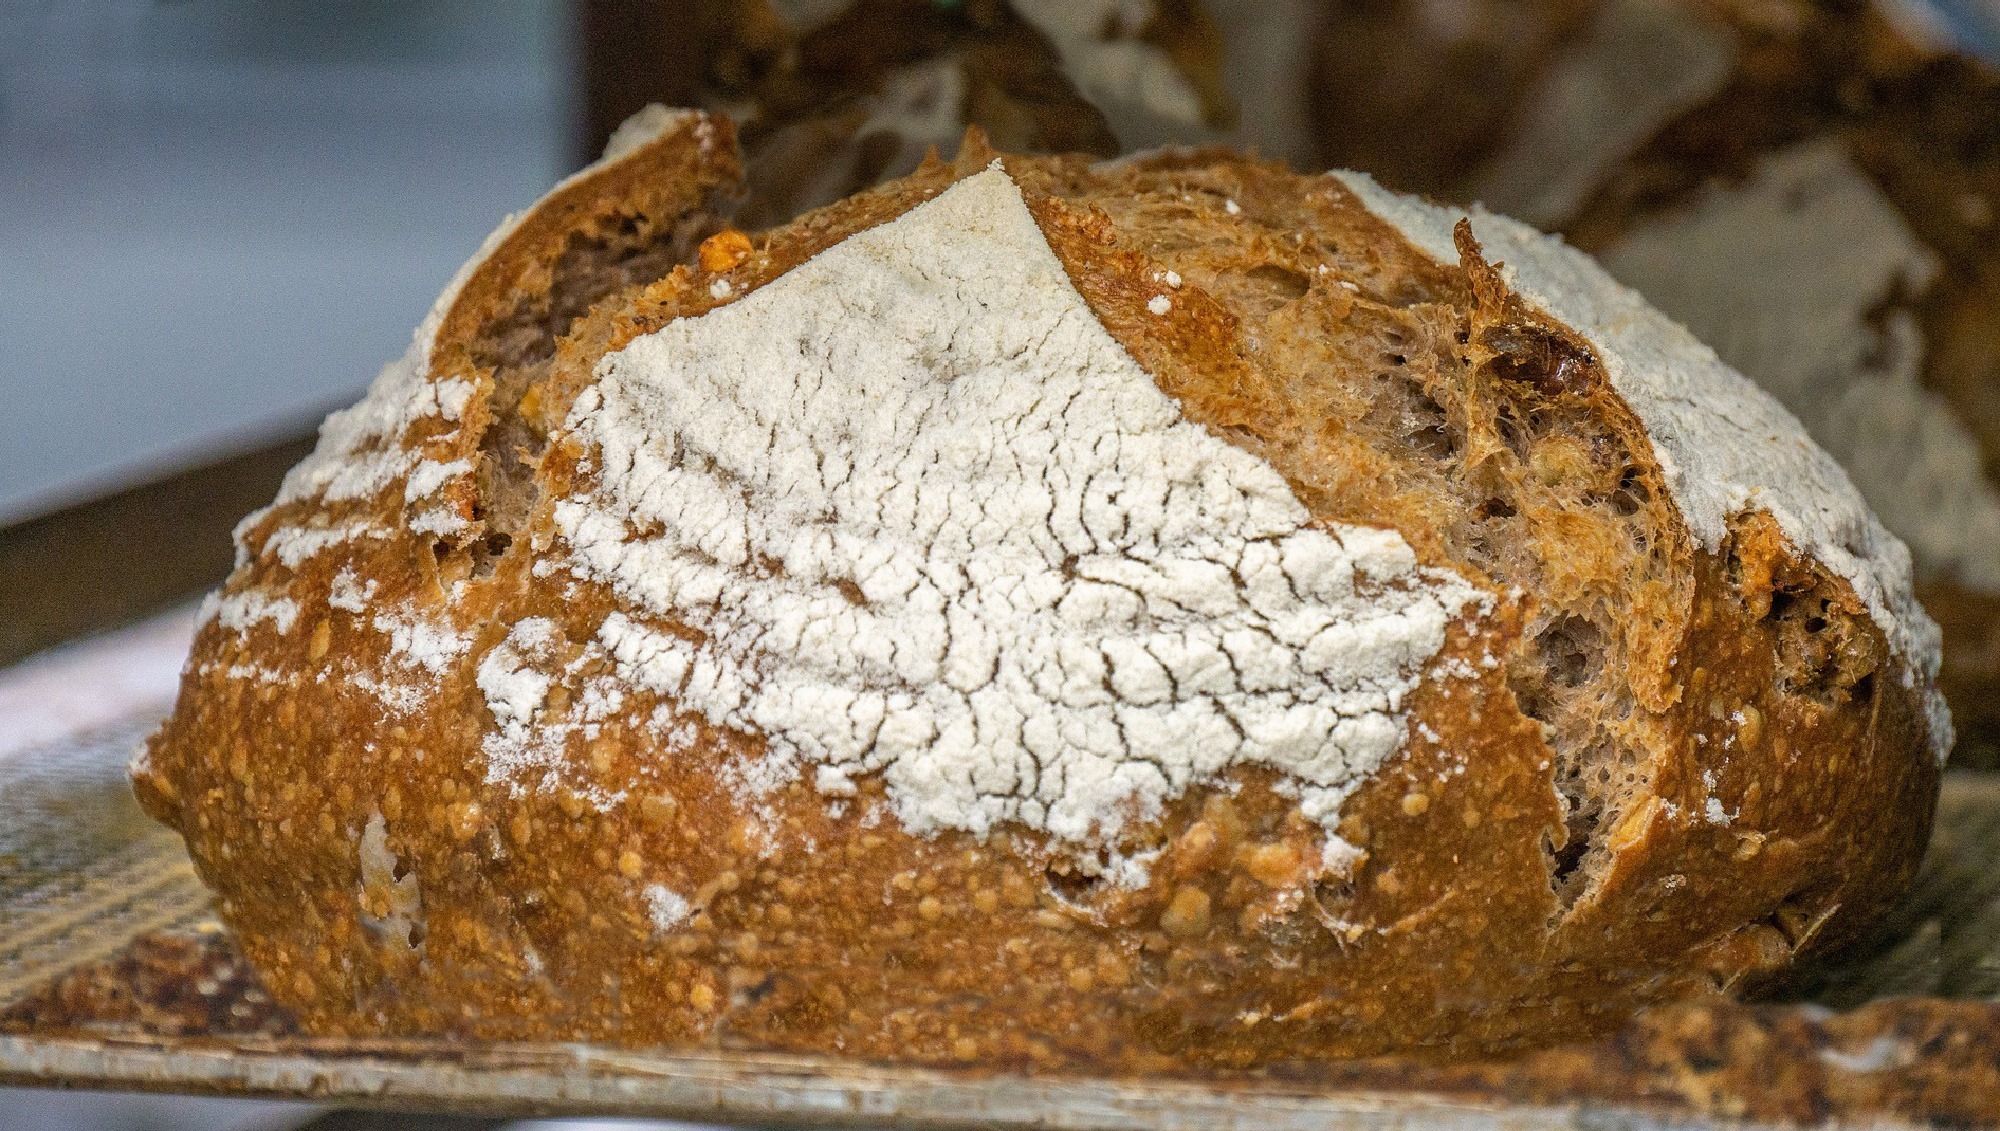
0,4,724,1126
3,0,2000,1127
0,0,573,525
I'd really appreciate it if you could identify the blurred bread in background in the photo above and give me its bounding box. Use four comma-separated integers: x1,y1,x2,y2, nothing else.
578,0,1319,228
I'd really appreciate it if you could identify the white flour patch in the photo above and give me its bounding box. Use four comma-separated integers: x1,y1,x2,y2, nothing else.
352,672,426,715
328,568,378,613
472,618,642,803
372,610,469,675
553,168,1484,842
214,589,299,636
1599,140,2000,594
408,507,469,538
404,459,472,503
643,884,692,932
259,520,383,571
477,619,559,736
433,377,477,422
1338,164,1953,760
217,662,289,686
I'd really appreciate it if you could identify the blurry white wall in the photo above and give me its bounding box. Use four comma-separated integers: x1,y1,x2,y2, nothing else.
0,0,575,524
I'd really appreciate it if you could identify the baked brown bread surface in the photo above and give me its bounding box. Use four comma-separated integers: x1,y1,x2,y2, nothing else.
135,109,1946,1068
1310,0,2000,765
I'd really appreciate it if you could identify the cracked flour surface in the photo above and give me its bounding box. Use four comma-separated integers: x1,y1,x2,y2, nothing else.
545,167,1485,842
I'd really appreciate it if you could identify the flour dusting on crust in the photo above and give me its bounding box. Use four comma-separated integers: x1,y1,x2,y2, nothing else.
1335,169,1952,760
248,107,704,561
191,106,704,707
548,168,1485,842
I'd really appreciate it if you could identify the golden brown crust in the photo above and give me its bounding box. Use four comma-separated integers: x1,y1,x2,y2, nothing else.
135,120,1938,1067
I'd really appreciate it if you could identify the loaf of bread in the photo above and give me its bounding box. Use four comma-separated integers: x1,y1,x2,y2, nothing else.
1310,0,2000,764
135,109,1946,1067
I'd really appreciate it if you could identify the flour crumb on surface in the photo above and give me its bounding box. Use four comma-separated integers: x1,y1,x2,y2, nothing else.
643,884,692,932
433,377,477,422
477,618,559,734
260,520,382,571
403,459,472,503
1147,294,1172,315
328,568,378,613
372,610,470,675
549,168,1485,843
215,589,300,636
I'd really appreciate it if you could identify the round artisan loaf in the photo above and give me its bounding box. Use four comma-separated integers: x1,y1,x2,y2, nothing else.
136,108,1947,1067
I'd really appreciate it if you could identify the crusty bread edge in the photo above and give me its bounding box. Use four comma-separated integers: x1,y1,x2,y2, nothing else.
256,107,714,523
1334,169,1953,762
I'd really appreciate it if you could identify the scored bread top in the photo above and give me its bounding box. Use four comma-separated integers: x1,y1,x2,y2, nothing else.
1337,170,1952,762
183,107,1946,862
545,164,1485,842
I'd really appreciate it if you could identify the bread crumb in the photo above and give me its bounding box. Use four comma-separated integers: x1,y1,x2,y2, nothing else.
690,981,717,1012
1160,886,1211,936
698,229,753,272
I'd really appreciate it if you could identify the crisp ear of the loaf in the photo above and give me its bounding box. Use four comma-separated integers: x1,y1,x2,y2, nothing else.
1335,169,1952,762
